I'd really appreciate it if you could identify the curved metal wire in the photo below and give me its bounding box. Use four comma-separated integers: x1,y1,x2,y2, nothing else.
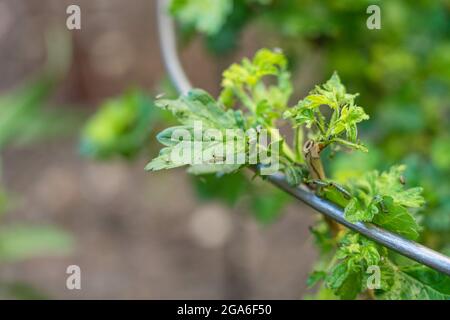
156,0,450,276
157,0,191,95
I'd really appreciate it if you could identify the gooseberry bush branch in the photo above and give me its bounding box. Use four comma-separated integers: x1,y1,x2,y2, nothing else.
147,49,450,300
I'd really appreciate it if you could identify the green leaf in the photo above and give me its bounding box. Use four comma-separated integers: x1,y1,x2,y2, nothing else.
393,187,425,208
373,196,420,240
376,260,397,292
326,233,381,299
335,271,362,300
332,138,368,153
336,233,381,267
283,163,303,186
307,270,327,288
331,104,369,140
148,89,248,175
326,262,350,290
376,165,425,208
378,270,450,300
156,126,191,146
326,262,362,300
283,104,315,128
344,198,374,223
343,166,423,240
221,49,287,88
302,94,337,110
145,147,180,171
146,136,245,174
401,265,450,295
219,48,292,116
187,163,242,175
323,72,346,98
157,89,239,129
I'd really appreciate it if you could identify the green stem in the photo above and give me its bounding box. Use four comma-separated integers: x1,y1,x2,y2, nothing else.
315,121,327,137
235,88,255,113
325,109,339,138
326,253,339,272
268,127,297,163
293,126,304,163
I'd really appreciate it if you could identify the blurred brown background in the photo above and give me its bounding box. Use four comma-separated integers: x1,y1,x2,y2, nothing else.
0,0,316,299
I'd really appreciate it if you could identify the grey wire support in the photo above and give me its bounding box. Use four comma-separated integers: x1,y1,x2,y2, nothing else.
156,0,450,276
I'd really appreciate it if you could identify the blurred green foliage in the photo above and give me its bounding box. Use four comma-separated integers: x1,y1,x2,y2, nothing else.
0,282,49,300
0,76,81,149
193,172,289,224
0,30,76,299
170,0,234,36
80,89,159,160
0,225,73,263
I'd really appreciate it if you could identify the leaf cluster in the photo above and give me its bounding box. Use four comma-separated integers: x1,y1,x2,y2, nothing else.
344,165,424,240
284,72,369,152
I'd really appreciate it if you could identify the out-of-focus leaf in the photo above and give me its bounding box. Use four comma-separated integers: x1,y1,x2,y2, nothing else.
192,172,249,206
0,282,49,300
0,225,73,262
0,78,53,148
425,204,450,232
307,270,327,288
250,188,289,224
81,89,158,159
431,136,450,172
170,0,233,35
329,146,380,182
204,0,253,53
0,29,76,149
192,171,289,224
